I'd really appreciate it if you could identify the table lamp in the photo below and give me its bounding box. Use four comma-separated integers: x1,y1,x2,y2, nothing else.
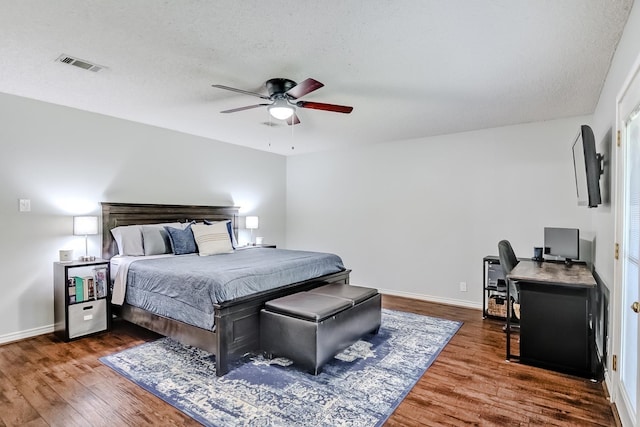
73,216,98,261
245,216,259,245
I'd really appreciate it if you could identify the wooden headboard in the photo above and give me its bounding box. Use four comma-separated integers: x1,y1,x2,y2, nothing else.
101,202,239,259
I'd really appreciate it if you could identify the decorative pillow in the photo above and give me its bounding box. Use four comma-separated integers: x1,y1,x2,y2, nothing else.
164,224,197,255
191,222,234,256
142,223,182,255
110,225,144,256
204,219,238,249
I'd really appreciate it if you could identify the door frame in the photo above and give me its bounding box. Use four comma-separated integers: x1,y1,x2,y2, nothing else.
612,49,640,427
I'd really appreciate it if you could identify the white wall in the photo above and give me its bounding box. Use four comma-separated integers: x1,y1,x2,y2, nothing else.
0,92,286,342
587,0,640,406
590,0,640,288
286,117,593,306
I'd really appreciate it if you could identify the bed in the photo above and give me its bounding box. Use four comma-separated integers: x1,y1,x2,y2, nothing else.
101,202,351,376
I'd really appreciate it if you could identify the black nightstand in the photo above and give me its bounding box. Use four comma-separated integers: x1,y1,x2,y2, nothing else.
53,259,110,341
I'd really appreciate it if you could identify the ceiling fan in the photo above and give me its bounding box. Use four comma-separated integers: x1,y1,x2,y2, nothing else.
211,78,353,125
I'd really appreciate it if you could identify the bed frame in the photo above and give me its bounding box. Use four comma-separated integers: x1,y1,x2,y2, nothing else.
101,202,350,376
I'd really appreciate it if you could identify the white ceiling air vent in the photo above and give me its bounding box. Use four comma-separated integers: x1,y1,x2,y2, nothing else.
56,54,105,72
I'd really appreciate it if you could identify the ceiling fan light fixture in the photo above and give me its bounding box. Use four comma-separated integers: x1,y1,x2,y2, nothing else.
268,99,295,120
212,78,353,126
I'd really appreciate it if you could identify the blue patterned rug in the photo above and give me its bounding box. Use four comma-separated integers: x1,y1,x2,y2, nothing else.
100,309,461,427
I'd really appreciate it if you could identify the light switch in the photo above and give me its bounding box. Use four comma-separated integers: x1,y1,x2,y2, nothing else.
19,199,31,212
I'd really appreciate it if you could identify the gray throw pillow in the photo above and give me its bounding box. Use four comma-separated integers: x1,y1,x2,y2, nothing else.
142,224,173,255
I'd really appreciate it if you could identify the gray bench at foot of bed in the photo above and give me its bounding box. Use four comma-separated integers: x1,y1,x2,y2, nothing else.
260,283,382,375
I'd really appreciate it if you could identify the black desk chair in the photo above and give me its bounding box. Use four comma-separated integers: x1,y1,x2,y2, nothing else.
498,240,520,321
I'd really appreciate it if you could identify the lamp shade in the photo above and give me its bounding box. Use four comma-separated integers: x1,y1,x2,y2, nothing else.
268,99,295,120
73,216,98,235
245,216,259,230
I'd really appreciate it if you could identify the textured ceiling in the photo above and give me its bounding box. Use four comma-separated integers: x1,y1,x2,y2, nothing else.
0,1,634,155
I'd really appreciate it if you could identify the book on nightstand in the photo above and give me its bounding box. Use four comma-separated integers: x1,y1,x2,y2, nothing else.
74,276,84,302
93,267,107,299
86,276,95,300
68,278,76,304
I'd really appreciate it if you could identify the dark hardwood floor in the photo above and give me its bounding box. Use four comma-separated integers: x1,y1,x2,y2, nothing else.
0,296,616,426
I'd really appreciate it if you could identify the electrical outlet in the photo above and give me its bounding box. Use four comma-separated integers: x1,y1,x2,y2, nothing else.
459,281,467,292
19,199,31,212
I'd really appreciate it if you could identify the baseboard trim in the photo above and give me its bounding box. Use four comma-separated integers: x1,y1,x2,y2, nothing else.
0,324,54,346
378,288,482,310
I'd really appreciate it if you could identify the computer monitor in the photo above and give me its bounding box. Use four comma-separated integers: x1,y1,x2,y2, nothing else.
544,227,579,263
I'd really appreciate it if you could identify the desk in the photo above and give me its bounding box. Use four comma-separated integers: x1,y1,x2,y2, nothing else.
506,260,598,378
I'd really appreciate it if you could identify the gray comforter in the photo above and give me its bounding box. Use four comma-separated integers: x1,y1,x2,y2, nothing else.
124,248,345,330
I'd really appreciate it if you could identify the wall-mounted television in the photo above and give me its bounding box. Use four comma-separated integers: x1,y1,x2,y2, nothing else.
572,124,603,208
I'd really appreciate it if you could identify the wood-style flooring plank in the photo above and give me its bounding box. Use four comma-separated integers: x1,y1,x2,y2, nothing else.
0,295,616,426
382,295,615,427
0,371,41,426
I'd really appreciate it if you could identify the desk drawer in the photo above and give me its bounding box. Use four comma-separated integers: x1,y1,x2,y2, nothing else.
68,299,107,339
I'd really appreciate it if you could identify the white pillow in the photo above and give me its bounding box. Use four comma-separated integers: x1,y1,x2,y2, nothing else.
191,222,233,256
204,219,238,248
110,225,144,256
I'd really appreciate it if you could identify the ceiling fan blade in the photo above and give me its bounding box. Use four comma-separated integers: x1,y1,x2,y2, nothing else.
220,104,269,113
286,113,301,126
296,101,353,114
286,78,324,99
212,84,270,100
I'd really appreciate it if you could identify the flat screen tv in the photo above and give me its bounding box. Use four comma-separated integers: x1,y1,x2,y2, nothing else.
572,124,602,208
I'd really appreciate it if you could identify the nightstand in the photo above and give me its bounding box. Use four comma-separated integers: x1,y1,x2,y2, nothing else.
53,259,110,341
237,244,277,249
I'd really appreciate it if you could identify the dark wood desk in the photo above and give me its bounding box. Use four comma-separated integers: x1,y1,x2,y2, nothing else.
506,260,598,378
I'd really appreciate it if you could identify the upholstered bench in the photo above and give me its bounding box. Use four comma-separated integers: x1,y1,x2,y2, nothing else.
260,283,381,374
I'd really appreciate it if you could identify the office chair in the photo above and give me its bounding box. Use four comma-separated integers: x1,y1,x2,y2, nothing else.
498,240,520,320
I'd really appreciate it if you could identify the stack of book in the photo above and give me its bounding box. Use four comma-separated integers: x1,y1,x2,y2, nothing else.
68,267,107,304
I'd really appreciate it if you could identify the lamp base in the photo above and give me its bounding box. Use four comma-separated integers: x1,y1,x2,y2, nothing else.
80,255,96,262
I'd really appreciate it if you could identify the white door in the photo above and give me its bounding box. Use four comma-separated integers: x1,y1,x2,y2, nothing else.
615,57,640,427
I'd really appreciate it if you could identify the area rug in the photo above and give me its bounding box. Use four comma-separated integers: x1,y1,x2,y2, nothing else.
100,309,461,427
